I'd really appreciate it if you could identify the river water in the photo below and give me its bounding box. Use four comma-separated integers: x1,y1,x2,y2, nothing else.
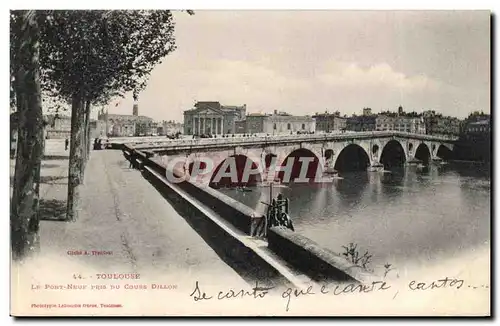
217,163,490,275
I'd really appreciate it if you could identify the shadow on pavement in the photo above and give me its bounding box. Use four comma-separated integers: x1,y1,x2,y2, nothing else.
41,163,63,169
39,199,67,221
40,175,67,184
10,175,68,185
43,155,69,160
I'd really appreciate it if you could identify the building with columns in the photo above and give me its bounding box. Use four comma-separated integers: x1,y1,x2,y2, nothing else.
183,101,246,135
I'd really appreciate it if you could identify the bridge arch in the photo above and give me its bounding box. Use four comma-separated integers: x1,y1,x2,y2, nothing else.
334,144,370,172
186,153,221,182
414,143,431,165
185,151,228,173
380,140,406,168
209,154,262,188
275,148,322,183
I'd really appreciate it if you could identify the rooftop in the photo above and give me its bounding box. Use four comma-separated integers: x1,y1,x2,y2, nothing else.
106,113,152,119
185,101,245,113
469,120,490,125
312,113,344,118
247,113,269,117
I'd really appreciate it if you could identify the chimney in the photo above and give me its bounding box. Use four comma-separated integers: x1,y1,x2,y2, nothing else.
133,102,138,116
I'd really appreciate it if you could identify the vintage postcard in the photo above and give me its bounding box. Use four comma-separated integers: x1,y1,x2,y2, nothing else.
9,10,490,316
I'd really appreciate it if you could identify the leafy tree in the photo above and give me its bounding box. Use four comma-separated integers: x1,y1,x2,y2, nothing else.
39,10,177,221
10,11,71,260
11,10,184,259
10,10,44,260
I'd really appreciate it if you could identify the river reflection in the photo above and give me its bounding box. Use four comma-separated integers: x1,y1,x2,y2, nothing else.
217,164,490,274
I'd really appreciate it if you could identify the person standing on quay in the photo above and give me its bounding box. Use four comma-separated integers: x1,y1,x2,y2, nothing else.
65,138,69,151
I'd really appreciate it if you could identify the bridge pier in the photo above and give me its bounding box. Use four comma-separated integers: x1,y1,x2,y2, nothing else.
430,142,441,162
405,156,421,166
366,142,385,172
367,157,385,172
323,156,336,174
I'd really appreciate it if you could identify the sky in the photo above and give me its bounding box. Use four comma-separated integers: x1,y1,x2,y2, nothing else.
104,10,490,122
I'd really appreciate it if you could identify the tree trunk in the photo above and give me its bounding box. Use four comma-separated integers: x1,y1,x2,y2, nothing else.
66,94,85,222
85,101,91,161
81,100,87,177
81,103,86,170
81,100,91,182
10,10,44,261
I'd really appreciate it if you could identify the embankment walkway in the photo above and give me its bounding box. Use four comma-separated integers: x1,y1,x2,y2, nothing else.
29,146,248,288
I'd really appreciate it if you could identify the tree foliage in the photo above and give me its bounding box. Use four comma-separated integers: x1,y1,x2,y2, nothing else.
29,10,179,221
38,10,177,104
10,11,22,110
10,9,188,255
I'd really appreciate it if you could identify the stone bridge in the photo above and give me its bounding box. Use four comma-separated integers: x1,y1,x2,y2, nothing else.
130,131,456,186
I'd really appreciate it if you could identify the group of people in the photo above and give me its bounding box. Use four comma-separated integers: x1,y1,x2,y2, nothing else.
63,138,105,151
192,133,260,139
93,138,104,150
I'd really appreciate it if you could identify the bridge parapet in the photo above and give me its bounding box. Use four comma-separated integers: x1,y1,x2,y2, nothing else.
120,132,457,180
129,131,457,152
